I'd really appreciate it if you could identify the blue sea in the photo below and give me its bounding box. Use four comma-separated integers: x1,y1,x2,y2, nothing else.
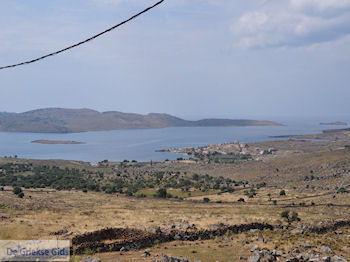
0,117,348,163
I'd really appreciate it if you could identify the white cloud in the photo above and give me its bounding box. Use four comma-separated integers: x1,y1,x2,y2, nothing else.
232,0,350,48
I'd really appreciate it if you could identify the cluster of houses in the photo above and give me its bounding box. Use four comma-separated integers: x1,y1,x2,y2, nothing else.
167,139,277,160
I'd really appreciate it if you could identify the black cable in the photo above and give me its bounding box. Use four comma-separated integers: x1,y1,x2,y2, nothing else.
0,0,164,70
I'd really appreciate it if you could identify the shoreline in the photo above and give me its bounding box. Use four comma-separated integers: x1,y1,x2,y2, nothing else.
158,127,349,162
0,127,346,163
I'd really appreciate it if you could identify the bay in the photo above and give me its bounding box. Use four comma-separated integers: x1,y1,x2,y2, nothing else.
0,117,348,163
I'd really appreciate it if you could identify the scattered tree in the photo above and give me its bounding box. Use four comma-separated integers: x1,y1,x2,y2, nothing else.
203,197,210,203
154,188,168,198
281,210,300,222
280,210,289,219
13,186,22,195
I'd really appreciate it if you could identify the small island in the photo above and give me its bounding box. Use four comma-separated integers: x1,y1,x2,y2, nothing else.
320,121,347,126
31,140,85,145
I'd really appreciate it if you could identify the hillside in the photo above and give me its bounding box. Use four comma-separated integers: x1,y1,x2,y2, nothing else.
0,108,282,133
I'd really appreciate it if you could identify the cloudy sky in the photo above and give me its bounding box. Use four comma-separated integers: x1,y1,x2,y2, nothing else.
0,0,349,119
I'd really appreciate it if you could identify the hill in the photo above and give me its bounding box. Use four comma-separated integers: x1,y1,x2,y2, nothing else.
0,108,282,133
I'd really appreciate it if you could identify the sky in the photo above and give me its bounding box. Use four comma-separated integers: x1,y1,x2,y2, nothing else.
0,0,350,119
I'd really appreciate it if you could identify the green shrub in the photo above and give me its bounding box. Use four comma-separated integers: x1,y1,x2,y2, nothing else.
280,210,300,222
126,191,134,197
280,190,286,196
203,197,210,203
154,188,167,198
136,193,147,198
280,210,289,219
13,187,22,195
290,211,300,222
18,192,24,198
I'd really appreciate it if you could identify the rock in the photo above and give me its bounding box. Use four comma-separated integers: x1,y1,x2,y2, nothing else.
250,229,260,234
259,250,274,262
170,256,189,262
183,223,190,230
296,253,308,261
250,244,260,252
309,259,322,262
51,229,68,235
335,230,343,234
320,246,333,254
120,247,127,252
208,223,227,230
174,233,182,240
193,260,202,262
149,226,162,234
259,250,270,256
63,231,73,238
286,258,299,262
239,256,248,260
311,254,331,262
258,236,265,243
281,234,290,239
84,257,101,262
322,257,331,262
297,241,314,248
248,252,261,262
272,250,282,257
290,228,304,235
265,255,274,262
153,254,169,262
331,256,347,262
154,255,189,262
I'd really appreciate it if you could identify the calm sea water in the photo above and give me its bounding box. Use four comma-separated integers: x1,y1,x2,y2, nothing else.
0,117,348,163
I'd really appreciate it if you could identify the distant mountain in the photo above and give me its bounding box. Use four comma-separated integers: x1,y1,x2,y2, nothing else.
0,108,282,133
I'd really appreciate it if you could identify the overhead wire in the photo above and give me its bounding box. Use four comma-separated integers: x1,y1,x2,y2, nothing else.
0,0,164,70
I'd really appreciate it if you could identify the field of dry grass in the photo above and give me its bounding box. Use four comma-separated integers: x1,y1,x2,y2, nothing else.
0,183,349,261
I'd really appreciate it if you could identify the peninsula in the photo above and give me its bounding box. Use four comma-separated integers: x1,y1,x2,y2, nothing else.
31,140,85,145
320,121,347,126
0,108,282,133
